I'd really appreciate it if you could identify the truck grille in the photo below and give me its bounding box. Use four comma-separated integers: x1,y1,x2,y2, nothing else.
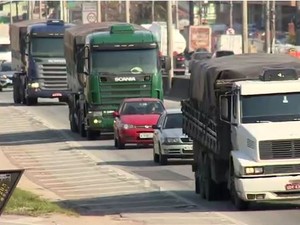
264,164,300,175
99,81,152,105
38,64,68,91
259,139,300,160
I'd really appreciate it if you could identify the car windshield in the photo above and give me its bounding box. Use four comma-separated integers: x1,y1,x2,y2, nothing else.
121,101,164,115
0,44,10,52
92,49,158,74
241,93,300,123
31,37,64,57
163,113,182,129
1,63,12,71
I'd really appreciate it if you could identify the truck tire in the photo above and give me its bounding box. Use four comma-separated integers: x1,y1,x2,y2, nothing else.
26,97,38,106
203,155,218,201
13,87,21,104
230,166,249,210
69,110,78,133
0,87,2,92
79,113,86,138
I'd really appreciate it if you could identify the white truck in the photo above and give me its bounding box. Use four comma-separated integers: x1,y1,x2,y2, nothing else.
216,34,243,54
0,24,11,62
182,53,300,210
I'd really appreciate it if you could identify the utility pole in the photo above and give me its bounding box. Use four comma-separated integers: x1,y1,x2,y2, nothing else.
97,0,102,23
167,0,174,92
28,1,32,20
9,0,13,23
39,0,42,19
270,0,276,53
229,0,233,28
59,0,63,20
265,0,270,53
175,1,179,29
242,0,248,53
125,0,130,23
151,1,155,22
189,1,194,26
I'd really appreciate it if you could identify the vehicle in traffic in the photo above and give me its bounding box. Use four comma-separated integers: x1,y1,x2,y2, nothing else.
153,108,193,165
182,53,300,210
10,19,74,105
188,52,212,73
174,53,186,75
113,98,165,149
0,61,17,91
65,22,166,140
212,50,234,58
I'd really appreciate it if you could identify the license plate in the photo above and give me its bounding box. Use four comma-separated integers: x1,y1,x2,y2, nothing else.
285,183,300,191
52,93,62,97
184,145,193,150
139,133,153,139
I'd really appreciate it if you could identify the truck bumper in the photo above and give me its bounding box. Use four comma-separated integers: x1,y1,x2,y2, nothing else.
86,116,114,132
27,88,70,99
235,175,300,201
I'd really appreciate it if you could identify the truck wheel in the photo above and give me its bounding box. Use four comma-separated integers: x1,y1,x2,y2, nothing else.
87,130,99,140
0,87,2,92
69,111,78,133
26,97,38,106
230,170,249,210
203,156,218,201
13,87,21,104
78,113,86,137
194,172,200,194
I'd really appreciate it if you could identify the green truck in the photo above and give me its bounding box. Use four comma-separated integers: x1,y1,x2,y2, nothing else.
64,22,166,140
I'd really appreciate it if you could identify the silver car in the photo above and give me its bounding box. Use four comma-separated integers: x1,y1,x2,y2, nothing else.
0,61,16,91
152,108,193,165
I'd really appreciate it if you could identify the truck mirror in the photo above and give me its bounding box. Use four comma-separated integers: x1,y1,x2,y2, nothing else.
219,95,230,122
164,56,171,71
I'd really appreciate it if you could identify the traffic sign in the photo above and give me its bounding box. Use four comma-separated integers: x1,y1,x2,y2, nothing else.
0,169,24,216
82,2,97,24
87,12,97,23
226,28,235,35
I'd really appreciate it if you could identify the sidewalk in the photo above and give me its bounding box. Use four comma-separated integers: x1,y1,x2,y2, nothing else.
0,106,142,225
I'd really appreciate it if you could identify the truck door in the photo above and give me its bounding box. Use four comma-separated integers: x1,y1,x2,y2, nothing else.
231,94,239,150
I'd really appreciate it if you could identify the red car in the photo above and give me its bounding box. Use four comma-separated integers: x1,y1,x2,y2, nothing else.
113,98,165,149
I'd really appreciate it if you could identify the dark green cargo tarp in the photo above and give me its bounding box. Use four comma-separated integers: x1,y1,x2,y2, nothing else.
190,53,300,114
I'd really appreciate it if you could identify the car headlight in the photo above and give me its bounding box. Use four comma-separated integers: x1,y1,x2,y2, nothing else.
244,167,264,175
1,75,7,79
122,123,135,129
164,137,181,144
29,82,39,88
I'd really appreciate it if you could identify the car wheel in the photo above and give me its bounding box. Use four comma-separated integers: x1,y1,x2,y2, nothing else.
153,141,159,163
117,135,125,149
159,144,168,165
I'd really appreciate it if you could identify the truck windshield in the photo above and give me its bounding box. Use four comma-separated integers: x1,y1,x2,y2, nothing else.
0,44,10,52
31,37,64,57
92,49,158,74
241,93,300,123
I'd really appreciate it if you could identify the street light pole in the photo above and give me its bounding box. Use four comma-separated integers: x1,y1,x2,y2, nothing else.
270,0,276,53
125,0,130,23
167,1,174,92
242,0,248,53
229,0,233,28
265,0,271,53
97,0,102,23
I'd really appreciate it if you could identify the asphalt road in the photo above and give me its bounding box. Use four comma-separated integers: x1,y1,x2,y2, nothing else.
0,89,300,225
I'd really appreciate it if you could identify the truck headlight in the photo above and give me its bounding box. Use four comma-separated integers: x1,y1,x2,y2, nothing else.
29,82,39,88
88,111,102,117
122,123,135,129
164,137,181,144
244,167,264,175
